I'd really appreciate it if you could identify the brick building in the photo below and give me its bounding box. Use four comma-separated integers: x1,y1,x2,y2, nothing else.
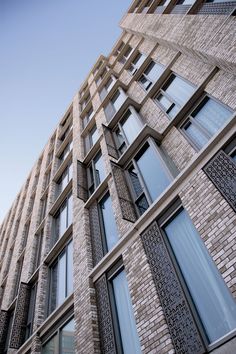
0,0,236,353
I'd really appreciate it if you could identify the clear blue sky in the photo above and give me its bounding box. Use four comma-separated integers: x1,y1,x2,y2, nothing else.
0,0,131,223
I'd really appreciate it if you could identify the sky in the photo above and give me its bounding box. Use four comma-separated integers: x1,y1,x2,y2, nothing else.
0,0,131,223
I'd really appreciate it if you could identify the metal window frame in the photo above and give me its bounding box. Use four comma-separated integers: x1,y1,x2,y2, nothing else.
179,94,233,151
25,281,38,340
41,315,74,354
128,52,147,75
54,192,72,243
48,238,73,315
138,59,165,91
87,150,103,196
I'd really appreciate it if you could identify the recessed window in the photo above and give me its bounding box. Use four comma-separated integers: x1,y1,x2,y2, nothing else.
181,96,232,150
128,52,147,75
99,76,116,101
39,195,48,223
163,207,236,343
25,281,37,340
84,125,99,154
108,264,141,354
128,140,173,215
104,88,127,122
54,194,73,244
119,45,133,64
82,106,94,129
138,60,165,91
154,74,196,118
48,240,73,314
87,151,106,196
59,141,73,164
114,108,143,155
42,317,75,353
56,163,73,198
99,192,119,252
96,67,108,86
81,93,91,111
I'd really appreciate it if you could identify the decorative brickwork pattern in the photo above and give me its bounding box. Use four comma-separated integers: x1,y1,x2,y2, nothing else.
95,274,117,354
110,162,137,223
141,221,205,354
89,202,104,266
204,150,236,212
102,124,119,160
9,282,31,349
0,310,9,352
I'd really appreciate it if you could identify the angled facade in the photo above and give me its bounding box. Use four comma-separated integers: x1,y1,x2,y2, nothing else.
0,0,236,353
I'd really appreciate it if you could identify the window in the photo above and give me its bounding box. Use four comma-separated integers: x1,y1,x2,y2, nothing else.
108,264,141,354
181,96,232,150
119,45,133,64
154,74,196,118
138,60,165,91
141,0,155,12
128,52,147,75
13,258,23,299
114,108,143,155
82,106,94,129
99,76,116,101
87,151,106,196
114,41,125,56
84,125,99,154
162,207,236,344
81,94,91,111
42,317,75,354
60,122,73,142
48,240,73,314
54,194,73,244
59,141,73,164
93,60,103,76
128,140,173,215
176,0,194,4
104,88,127,122
98,192,119,252
56,163,73,198
25,282,37,340
4,310,14,354
96,67,108,86
22,222,30,249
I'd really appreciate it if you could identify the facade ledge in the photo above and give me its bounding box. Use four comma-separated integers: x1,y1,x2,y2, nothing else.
84,174,111,209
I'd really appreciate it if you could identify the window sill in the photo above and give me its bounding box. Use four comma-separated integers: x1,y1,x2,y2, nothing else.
117,124,162,167
83,136,102,165
49,180,72,216
44,224,73,265
208,330,236,353
53,151,72,182
84,174,111,209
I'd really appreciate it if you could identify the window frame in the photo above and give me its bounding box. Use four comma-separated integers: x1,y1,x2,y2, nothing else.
113,106,144,156
127,51,147,76
87,150,105,196
41,315,75,354
126,138,174,216
48,238,73,315
25,281,38,341
154,72,196,119
138,59,165,92
179,94,233,151
53,192,73,244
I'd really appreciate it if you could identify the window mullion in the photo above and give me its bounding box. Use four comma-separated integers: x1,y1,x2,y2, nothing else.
133,160,152,205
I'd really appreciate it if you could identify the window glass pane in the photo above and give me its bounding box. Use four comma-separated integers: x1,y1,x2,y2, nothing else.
183,121,209,149
136,144,171,202
94,153,106,185
67,241,73,295
42,334,57,354
139,75,151,90
61,319,75,354
146,61,165,83
50,263,58,312
67,194,73,227
129,166,143,198
164,75,195,107
164,209,236,343
68,163,73,181
192,97,232,136
91,127,99,146
112,90,126,112
230,150,236,161
59,203,67,238
100,194,119,251
112,270,141,354
58,252,66,306
156,93,172,111
121,110,143,144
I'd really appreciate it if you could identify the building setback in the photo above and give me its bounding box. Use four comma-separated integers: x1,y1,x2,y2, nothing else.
0,0,236,353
